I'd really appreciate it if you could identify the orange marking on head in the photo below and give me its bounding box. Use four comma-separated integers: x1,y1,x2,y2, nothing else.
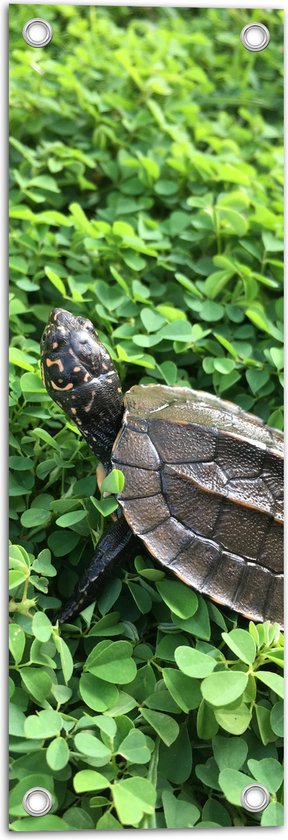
46,358,64,372
84,372,90,382
51,381,73,391
52,342,58,349
73,366,81,372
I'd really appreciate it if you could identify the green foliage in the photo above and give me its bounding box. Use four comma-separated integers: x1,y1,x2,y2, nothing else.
9,3,283,831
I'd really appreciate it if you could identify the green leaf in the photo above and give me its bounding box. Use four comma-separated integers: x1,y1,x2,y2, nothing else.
127,581,152,614
246,369,270,394
87,612,125,637
213,736,248,771
56,510,87,527
261,802,284,827
221,629,256,665
201,671,248,707
217,163,251,185
74,732,111,763
30,174,60,192
163,668,202,712
262,232,283,252
156,580,198,619
172,596,211,640
101,469,125,495
248,758,283,794
162,791,200,828
158,723,192,784
32,612,52,643
118,729,151,764
140,308,166,333
219,208,248,236
63,807,94,830
94,716,117,737
9,773,54,816
202,799,231,827
20,507,52,528
97,813,122,830
158,320,193,342
269,346,284,370
158,360,178,386
112,777,156,826
140,708,179,746
218,768,256,806
214,703,252,735
54,635,74,684
84,640,136,683
9,347,35,371
195,757,221,790
155,179,178,195
9,569,28,589
110,265,130,295
200,299,224,322
74,770,110,793
51,685,72,705
21,667,52,704
29,428,59,449
197,700,218,740
79,672,119,711
9,704,25,737
9,624,25,664
91,496,118,517
270,701,283,737
45,266,66,297
245,305,282,340
255,671,284,698
213,358,235,374
25,710,62,739
175,646,216,678
20,372,46,393
9,816,68,831
255,704,278,745
46,737,69,771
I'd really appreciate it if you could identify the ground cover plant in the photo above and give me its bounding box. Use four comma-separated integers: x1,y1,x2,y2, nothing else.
9,4,284,830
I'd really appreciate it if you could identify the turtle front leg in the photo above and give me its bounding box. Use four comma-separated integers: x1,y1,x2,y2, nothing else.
53,513,134,624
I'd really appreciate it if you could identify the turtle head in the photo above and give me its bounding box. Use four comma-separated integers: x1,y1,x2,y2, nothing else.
41,308,124,462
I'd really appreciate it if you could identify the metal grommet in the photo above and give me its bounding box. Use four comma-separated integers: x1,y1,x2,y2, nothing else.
22,787,53,817
22,18,53,48
241,784,270,812
240,23,270,52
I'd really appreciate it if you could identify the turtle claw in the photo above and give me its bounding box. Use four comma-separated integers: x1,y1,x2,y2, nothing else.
52,601,80,625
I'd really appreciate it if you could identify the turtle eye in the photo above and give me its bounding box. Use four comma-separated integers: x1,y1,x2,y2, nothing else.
77,317,95,333
85,321,95,333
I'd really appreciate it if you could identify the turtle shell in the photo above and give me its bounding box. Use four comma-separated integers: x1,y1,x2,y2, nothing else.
112,385,284,627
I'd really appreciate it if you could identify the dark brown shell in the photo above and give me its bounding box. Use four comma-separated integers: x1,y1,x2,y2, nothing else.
112,385,284,627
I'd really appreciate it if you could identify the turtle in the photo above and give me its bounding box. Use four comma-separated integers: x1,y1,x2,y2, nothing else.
40,308,284,628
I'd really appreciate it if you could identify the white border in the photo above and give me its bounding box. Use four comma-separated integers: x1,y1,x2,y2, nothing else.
1,2,286,839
